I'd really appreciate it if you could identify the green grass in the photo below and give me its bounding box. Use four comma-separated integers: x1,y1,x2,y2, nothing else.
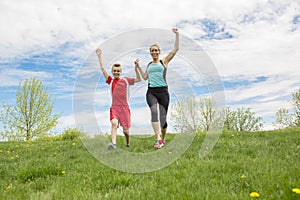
0,128,299,200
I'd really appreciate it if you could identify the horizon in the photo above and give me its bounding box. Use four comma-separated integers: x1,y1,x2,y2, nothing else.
1,0,300,135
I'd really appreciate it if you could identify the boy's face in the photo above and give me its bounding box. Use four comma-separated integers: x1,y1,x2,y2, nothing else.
111,65,122,79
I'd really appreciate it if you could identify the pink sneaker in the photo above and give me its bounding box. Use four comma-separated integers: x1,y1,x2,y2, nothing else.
154,139,164,148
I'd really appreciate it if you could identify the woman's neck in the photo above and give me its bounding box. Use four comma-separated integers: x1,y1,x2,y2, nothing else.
152,58,159,63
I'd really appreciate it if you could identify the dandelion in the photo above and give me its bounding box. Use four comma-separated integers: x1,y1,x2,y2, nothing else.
250,192,260,198
72,143,76,146
0,150,3,153
241,175,247,179
292,188,300,194
61,171,66,175
6,185,12,190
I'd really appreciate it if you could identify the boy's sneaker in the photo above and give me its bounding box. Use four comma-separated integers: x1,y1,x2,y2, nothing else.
107,143,117,150
154,139,164,148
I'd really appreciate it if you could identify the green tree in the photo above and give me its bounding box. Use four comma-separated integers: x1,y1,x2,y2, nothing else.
171,97,221,133
292,88,300,126
171,97,201,133
223,107,263,132
0,77,60,141
198,97,218,131
273,108,294,129
223,106,235,131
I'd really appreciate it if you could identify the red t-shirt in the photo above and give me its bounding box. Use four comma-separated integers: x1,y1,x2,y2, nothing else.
106,76,135,106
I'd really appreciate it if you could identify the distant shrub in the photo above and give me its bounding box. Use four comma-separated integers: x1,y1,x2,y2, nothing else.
35,133,53,141
60,128,86,140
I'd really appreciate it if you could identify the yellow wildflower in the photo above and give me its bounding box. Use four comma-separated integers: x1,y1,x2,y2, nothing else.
292,188,300,194
250,192,260,198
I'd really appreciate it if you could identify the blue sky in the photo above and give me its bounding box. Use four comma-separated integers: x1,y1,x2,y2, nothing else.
0,0,299,134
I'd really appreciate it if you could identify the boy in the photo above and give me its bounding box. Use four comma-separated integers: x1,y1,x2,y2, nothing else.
96,49,141,150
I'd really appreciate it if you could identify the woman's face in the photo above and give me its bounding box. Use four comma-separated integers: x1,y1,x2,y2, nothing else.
150,46,160,59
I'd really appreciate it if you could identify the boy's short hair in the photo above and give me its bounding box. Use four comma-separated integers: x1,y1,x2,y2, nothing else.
112,63,121,67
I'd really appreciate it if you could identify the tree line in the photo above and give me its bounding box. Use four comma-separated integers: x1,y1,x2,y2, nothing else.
0,77,299,141
171,88,300,133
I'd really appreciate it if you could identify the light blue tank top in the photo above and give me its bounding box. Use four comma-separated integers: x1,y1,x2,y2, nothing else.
147,61,167,88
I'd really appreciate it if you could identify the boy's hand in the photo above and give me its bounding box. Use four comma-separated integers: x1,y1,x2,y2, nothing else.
96,49,102,56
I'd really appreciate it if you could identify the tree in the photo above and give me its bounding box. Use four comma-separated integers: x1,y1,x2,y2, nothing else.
223,106,236,131
223,107,263,132
0,77,60,141
198,97,218,131
171,97,221,133
171,97,202,133
273,108,294,129
292,88,300,126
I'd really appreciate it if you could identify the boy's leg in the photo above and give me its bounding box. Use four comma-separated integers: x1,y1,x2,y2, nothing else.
118,106,131,146
110,119,118,145
123,129,130,146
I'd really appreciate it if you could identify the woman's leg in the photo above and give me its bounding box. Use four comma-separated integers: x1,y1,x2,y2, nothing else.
146,92,161,140
158,90,170,143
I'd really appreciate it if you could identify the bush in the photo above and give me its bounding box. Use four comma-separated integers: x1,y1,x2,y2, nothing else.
60,128,86,140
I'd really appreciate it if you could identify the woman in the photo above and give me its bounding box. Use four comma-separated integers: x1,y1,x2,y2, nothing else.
136,28,179,148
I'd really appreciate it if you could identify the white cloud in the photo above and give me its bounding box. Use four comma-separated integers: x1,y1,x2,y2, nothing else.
1,0,300,132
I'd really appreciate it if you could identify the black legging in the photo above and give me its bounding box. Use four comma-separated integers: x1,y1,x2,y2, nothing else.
146,86,169,129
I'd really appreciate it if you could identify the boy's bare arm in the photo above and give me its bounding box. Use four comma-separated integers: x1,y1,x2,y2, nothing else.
96,49,109,80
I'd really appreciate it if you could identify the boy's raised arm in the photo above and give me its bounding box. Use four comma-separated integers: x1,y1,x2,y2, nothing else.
96,48,109,80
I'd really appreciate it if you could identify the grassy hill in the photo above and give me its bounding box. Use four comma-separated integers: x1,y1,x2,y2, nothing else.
0,128,299,200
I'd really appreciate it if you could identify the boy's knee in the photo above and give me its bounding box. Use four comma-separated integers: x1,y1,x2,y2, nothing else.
123,129,129,135
111,120,118,128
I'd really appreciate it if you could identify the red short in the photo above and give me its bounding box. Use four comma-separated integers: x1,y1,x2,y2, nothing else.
110,106,131,130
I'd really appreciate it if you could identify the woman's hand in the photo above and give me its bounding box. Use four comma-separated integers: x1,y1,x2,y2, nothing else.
172,28,179,33
134,58,140,68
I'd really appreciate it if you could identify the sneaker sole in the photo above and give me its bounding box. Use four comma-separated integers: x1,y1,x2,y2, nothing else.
107,143,117,150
